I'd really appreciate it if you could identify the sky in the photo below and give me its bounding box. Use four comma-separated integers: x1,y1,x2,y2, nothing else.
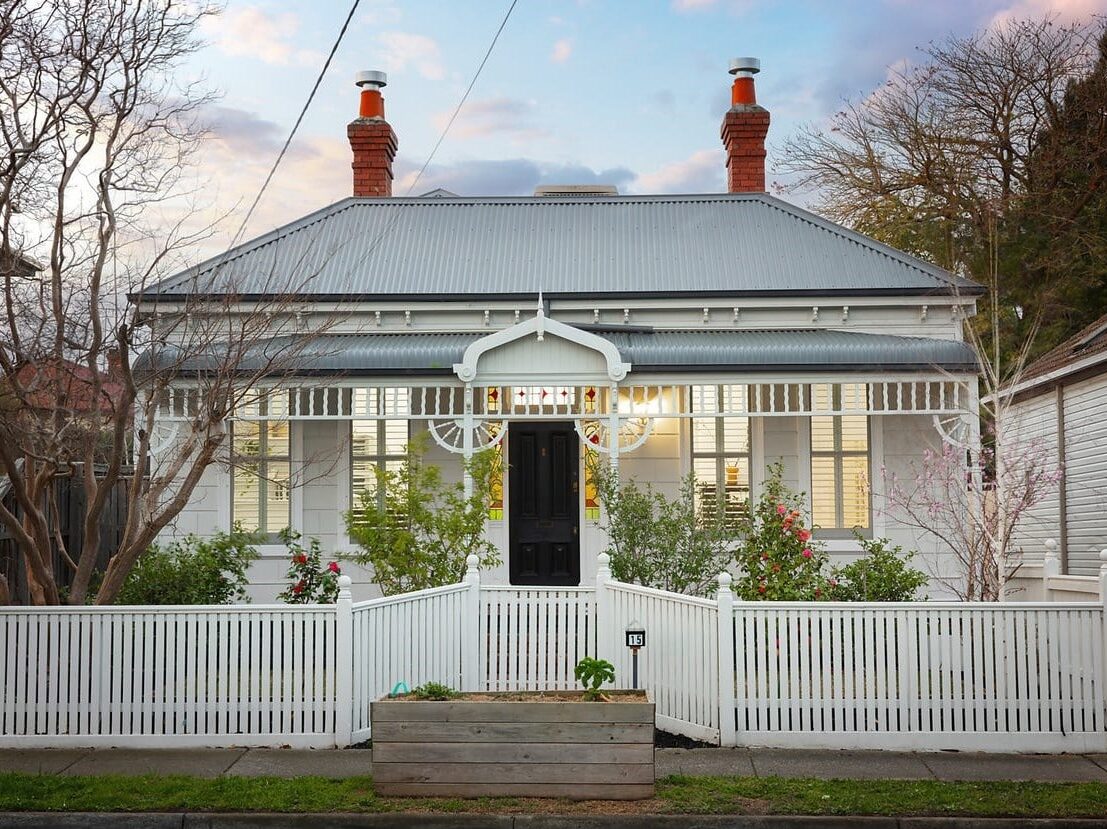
179,0,1106,252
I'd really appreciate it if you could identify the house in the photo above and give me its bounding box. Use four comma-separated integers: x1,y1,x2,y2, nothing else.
1005,313,1107,593
135,60,982,601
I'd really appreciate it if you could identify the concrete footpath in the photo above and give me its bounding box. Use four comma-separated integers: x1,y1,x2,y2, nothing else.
2,746,1107,782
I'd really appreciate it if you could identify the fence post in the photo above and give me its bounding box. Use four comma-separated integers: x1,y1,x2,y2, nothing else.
595,553,612,665
1100,551,1107,744
1042,539,1061,602
716,572,737,747
334,575,353,748
462,554,481,692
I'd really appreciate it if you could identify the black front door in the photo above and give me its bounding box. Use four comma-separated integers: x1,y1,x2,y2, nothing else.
508,422,580,585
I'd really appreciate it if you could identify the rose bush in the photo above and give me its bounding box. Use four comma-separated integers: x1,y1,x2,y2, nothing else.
733,464,830,601
277,529,341,604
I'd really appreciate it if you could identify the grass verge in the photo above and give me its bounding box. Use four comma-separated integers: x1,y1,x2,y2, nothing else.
0,773,1106,818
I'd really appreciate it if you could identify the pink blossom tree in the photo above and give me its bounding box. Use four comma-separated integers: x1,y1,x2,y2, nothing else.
884,202,1065,601
883,440,1062,601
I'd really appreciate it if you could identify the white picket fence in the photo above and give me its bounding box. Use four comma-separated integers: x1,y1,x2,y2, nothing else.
2,554,1106,751
0,605,337,747
727,601,1106,751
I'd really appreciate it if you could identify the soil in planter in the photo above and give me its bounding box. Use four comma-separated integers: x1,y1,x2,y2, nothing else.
654,729,714,749
389,689,649,702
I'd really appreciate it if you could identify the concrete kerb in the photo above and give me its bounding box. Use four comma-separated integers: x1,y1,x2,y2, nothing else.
3,816,1107,829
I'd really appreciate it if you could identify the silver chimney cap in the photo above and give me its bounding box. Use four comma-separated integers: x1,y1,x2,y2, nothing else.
355,70,388,89
728,57,761,76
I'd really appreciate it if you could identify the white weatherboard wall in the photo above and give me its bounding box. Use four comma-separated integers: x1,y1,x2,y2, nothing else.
1007,393,1062,561
3,561,1106,752
1061,375,1107,575
1007,374,1107,577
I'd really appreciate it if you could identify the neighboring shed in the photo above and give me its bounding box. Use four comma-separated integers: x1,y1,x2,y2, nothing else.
1006,313,1107,576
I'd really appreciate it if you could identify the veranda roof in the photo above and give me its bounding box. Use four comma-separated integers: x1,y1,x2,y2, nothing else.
139,329,978,376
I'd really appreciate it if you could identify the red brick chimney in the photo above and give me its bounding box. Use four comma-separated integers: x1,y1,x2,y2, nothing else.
720,57,770,193
348,71,397,197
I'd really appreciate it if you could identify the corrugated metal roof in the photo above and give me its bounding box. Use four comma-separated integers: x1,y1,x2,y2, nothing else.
141,329,978,375
142,194,980,300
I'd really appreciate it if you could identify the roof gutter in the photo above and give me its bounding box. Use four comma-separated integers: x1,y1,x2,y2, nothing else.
130,285,986,304
988,348,1107,403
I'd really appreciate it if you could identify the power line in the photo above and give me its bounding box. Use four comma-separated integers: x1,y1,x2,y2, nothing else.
228,0,362,250
403,0,520,196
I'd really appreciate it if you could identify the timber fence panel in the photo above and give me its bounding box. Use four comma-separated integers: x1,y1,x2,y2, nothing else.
605,582,719,744
350,584,468,742
729,601,1107,752
478,587,596,692
0,605,337,748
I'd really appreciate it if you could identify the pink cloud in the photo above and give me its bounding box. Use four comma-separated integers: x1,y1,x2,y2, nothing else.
201,6,323,67
551,38,573,63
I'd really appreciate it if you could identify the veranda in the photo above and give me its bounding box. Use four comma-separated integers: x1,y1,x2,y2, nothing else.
153,367,981,595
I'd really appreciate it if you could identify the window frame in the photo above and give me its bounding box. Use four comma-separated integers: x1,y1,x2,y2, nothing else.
689,384,752,522
349,418,410,512
230,418,292,543
809,385,872,538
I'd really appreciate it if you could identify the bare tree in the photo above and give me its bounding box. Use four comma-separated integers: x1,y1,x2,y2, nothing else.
0,0,339,605
779,15,1094,598
778,16,1098,288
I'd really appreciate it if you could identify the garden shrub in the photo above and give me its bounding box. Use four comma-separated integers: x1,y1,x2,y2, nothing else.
827,534,929,601
345,434,500,595
277,529,342,603
116,527,259,605
733,464,830,601
591,461,734,596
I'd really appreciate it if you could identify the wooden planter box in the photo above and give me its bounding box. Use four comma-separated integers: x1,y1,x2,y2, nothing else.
371,690,655,799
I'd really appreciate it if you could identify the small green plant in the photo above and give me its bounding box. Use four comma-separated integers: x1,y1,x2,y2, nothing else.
409,681,461,701
827,534,929,601
574,656,616,701
116,526,260,605
277,529,341,604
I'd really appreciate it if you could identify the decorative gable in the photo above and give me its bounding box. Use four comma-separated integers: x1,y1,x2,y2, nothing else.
453,309,630,385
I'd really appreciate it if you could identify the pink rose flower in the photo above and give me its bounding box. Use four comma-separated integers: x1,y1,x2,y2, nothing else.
802,548,812,559
327,561,340,573
776,504,786,515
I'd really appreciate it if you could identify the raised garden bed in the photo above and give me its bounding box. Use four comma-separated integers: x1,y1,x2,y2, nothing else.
371,690,655,800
